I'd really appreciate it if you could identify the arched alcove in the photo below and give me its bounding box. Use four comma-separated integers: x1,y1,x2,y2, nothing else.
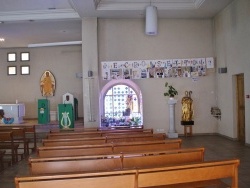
99,79,143,128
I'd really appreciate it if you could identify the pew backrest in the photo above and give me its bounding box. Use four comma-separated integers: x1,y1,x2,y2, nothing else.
106,133,166,143
137,159,240,188
37,144,114,157
29,154,123,174
38,139,181,157
42,137,107,146
122,147,204,169
113,139,181,153
0,128,28,155
15,169,137,188
47,132,102,139
16,159,239,188
0,125,37,150
47,131,153,139
30,147,204,175
0,131,19,164
42,133,166,146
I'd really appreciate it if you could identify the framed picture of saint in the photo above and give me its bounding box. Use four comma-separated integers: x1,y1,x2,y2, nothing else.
40,70,56,97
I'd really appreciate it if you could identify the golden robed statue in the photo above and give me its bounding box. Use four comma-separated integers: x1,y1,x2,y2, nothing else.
181,91,193,122
40,71,56,97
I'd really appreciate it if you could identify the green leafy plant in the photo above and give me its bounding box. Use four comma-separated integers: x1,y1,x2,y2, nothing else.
163,82,178,97
130,117,141,126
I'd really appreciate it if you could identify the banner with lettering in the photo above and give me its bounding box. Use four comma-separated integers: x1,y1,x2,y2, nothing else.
101,57,214,80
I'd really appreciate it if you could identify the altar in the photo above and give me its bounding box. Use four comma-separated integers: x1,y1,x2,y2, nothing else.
0,103,25,124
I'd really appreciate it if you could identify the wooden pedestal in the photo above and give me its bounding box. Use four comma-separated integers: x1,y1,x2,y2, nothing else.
181,121,194,137
184,126,193,137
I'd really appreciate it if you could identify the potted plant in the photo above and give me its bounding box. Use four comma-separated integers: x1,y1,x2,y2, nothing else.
163,82,178,98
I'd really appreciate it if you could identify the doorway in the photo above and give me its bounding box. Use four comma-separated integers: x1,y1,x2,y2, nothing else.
236,74,245,143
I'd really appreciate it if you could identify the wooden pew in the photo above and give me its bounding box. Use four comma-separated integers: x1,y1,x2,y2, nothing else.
106,133,166,143
0,127,29,156
29,154,123,175
37,144,114,157
49,128,153,133
49,127,152,133
22,125,37,151
113,139,181,153
0,132,19,164
15,159,239,188
37,139,182,158
29,147,204,175
15,169,137,188
42,137,107,147
100,128,153,133
0,150,6,171
122,147,204,169
137,159,240,188
47,132,103,139
47,132,157,139
47,130,153,139
0,125,37,152
42,133,166,147
50,127,99,133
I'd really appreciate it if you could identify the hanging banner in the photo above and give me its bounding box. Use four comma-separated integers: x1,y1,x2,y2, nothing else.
101,57,214,80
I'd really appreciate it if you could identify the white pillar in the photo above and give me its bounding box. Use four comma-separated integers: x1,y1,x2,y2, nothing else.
168,98,178,138
82,18,99,127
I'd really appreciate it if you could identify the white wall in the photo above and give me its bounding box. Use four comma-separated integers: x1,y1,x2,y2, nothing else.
98,18,217,135
214,0,250,144
0,46,83,119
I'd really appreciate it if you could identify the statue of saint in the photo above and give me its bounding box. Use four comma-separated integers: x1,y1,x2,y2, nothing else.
40,71,56,97
123,94,133,116
181,91,193,122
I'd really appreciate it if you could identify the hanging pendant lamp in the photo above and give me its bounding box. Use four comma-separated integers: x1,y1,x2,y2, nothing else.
145,5,158,35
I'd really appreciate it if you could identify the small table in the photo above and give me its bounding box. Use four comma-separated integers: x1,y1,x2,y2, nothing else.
181,121,194,137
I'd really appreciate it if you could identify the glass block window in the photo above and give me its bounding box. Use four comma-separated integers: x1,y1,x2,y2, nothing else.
101,84,142,127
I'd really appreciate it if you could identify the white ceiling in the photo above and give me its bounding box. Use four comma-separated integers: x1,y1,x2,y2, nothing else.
0,0,234,48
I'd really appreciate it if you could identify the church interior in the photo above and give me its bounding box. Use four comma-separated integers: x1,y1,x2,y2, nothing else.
0,0,250,187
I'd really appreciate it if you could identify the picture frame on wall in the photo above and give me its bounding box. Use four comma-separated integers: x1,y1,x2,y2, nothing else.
21,52,30,61
7,66,17,75
7,52,17,62
21,65,30,75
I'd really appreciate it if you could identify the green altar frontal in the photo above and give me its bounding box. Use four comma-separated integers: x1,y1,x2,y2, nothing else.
58,104,74,129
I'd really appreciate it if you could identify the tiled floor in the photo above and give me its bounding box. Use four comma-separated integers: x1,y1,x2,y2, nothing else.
0,133,250,188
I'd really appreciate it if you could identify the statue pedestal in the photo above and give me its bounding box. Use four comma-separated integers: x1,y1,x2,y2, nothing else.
168,98,178,138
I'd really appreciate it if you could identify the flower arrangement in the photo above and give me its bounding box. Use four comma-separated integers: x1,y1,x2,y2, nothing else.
101,116,142,127
163,82,178,98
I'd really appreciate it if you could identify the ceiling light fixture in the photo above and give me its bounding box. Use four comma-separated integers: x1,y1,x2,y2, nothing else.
28,41,82,48
145,4,158,36
0,38,5,42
